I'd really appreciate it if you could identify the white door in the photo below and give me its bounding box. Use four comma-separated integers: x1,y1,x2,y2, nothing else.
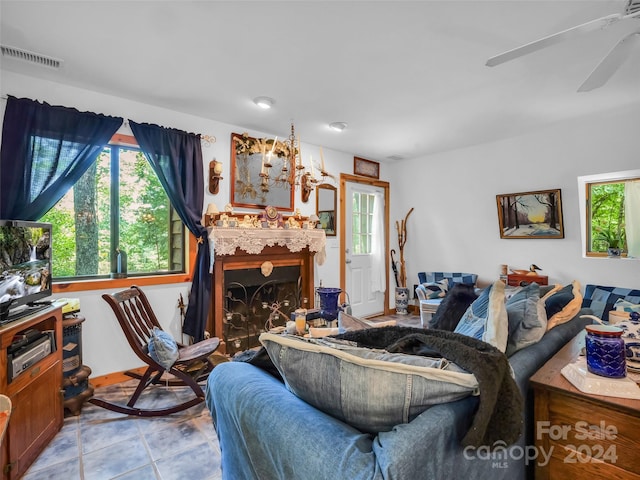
345,182,386,317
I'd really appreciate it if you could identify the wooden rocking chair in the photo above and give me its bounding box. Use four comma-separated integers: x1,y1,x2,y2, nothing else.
88,285,221,417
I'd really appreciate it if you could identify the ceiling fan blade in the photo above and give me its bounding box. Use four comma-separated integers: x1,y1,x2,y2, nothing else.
578,31,640,91
486,14,622,67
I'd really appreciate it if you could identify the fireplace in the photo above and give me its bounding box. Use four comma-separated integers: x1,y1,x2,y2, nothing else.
208,228,325,354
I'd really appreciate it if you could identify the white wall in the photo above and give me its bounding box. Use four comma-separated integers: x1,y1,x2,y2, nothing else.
0,70,346,376
3,69,638,376
388,103,640,295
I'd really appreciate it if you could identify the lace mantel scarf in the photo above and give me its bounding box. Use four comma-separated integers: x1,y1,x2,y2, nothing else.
208,228,327,264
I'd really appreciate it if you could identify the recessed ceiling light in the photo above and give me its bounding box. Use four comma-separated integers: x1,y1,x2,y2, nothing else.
253,96,275,109
329,122,347,132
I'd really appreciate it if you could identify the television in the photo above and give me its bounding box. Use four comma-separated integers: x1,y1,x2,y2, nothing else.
0,220,53,324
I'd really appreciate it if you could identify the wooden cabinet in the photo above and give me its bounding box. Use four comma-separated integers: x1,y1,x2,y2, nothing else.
530,332,640,479
507,273,548,286
0,307,63,480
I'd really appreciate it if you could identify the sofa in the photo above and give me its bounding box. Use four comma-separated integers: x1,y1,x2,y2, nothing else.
205,279,609,480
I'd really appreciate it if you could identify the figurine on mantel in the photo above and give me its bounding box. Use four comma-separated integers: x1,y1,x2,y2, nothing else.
510,264,542,275
287,216,301,229
239,215,254,228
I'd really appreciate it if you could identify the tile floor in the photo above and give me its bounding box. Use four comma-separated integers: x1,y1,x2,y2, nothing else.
22,312,421,480
22,380,222,480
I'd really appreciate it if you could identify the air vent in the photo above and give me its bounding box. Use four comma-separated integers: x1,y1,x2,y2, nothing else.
0,45,62,69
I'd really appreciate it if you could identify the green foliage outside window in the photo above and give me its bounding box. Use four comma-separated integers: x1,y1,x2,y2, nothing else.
351,192,374,255
589,182,626,253
40,145,183,279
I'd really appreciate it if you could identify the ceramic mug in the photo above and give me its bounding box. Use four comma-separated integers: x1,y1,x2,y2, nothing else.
625,342,640,363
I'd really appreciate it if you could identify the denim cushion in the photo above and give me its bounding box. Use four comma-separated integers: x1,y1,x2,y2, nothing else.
544,281,583,330
454,281,508,352
148,327,179,370
505,283,546,356
259,332,477,434
582,284,640,320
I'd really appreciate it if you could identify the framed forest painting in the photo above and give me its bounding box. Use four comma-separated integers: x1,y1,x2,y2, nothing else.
496,189,564,239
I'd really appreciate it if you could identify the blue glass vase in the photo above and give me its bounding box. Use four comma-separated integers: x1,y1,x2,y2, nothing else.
316,287,342,321
585,324,626,378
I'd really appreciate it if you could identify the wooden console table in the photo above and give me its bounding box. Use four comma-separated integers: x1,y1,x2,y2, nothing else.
507,273,548,286
530,331,640,479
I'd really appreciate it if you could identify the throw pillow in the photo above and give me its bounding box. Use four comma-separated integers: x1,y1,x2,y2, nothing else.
453,280,508,352
148,327,179,370
613,299,640,314
428,283,478,331
505,282,546,356
415,279,449,300
544,280,583,330
259,332,477,434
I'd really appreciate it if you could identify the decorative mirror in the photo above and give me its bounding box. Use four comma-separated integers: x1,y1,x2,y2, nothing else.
316,184,337,236
230,132,295,211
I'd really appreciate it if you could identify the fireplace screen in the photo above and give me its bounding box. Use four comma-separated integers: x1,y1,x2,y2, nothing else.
223,264,307,355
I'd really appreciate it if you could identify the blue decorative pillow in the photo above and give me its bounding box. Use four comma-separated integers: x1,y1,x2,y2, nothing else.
505,283,546,355
454,281,508,352
259,332,477,434
544,280,582,330
148,327,179,370
415,279,449,300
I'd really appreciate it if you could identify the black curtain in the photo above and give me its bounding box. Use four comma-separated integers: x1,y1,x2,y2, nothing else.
129,120,209,341
0,95,123,219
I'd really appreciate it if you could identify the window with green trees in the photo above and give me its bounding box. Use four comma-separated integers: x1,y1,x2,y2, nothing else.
40,142,185,280
588,181,627,254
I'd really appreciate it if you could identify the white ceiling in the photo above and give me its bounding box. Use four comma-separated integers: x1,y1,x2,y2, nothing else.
1,0,639,163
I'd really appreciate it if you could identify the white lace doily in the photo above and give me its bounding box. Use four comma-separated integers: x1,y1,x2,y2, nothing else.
209,227,326,258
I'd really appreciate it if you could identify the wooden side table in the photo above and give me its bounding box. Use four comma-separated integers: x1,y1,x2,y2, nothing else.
507,273,548,286
530,331,640,479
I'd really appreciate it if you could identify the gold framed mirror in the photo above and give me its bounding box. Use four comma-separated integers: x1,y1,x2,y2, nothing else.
316,183,337,236
230,132,295,211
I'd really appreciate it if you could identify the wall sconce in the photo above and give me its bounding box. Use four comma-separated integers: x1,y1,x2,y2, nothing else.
300,172,315,203
209,159,223,194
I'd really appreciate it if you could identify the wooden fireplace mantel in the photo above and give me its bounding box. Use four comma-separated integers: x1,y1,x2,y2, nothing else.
208,228,325,353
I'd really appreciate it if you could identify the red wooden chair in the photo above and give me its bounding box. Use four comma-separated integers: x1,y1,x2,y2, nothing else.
88,285,221,416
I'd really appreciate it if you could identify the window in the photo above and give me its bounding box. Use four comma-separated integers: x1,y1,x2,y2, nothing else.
579,170,640,258
351,192,375,254
40,135,187,282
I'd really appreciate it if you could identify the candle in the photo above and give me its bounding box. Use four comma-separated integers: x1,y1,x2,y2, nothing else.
320,147,326,171
261,142,266,174
297,136,302,167
270,136,278,155
310,155,315,176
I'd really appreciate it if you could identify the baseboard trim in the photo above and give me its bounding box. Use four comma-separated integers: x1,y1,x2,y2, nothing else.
90,367,147,388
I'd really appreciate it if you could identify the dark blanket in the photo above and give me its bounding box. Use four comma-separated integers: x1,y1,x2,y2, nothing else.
333,326,523,448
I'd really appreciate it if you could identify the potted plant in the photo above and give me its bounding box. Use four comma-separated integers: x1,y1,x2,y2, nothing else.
595,226,625,257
